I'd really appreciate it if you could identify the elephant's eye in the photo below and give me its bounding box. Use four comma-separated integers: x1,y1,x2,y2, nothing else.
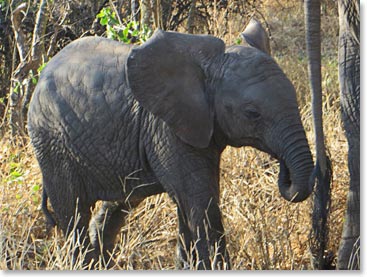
244,110,261,120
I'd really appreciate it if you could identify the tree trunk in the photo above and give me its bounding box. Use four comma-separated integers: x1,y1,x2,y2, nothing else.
187,0,197,33
9,3,28,137
152,0,163,29
9,0,48,138
22,0,48,127
160,0,172,30
131,0,140,22
140,0,153,28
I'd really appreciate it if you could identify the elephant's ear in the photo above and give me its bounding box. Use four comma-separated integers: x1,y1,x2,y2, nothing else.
241,18,271,55
126,30,225,148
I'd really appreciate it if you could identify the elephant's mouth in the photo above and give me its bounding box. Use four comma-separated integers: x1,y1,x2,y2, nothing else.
246,139,278,160
278,159,291,187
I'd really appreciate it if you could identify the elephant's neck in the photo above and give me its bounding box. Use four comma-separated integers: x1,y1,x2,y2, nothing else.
212,118,228,152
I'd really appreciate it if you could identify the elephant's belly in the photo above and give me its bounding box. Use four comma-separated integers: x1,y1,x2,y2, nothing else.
82,138,164,203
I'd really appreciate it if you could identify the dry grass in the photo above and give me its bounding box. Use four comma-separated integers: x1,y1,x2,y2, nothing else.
0,0,349,270
0,97,349,270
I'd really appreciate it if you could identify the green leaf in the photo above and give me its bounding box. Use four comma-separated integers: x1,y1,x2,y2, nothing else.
110,17,119,26
13,82,20,94
10,162,20,169
15,194,22,200
38,62,47,73
32,184,40,192
123,26,129,38
95,10,152,44
28,69,38,85
131,29,140,37
31,76,38,85
100,17,108,26
10,170,22,178
32,195,40,204
97,7,107,19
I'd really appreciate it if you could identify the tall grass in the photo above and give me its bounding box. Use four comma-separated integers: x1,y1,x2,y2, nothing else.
0,92,348,269
0,0,348,270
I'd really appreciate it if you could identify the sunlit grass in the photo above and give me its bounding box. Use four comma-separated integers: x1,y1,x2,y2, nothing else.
0,84,348,269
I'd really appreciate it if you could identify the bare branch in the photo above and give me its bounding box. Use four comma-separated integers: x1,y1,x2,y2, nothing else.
31,0,48,64
11,3,28,62
187,0,197,33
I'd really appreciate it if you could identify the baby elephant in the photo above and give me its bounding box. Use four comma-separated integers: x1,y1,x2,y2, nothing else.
28,19,313,269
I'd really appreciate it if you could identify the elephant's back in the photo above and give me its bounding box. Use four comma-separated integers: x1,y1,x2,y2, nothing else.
28,37,141,175
28,36,135,133
45,36,133,70
35,36,133,98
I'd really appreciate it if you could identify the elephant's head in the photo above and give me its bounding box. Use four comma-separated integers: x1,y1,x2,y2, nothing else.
126,20,314,203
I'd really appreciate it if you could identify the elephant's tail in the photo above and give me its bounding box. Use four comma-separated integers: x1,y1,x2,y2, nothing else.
42,189,57,230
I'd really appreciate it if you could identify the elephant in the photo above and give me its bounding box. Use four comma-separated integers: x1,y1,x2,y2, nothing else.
305,0,360,269
27,19,314,269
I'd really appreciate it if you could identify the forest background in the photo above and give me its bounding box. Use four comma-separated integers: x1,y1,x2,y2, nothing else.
0,0,351,270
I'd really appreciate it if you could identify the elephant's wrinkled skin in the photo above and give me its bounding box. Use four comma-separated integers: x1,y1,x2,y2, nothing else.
28,22,313,269
337,0,360,269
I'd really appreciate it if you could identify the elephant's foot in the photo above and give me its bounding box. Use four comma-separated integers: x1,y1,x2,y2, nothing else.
337,236,360,270
175,242,230,270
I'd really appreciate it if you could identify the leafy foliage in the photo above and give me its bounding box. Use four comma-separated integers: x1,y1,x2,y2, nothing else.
97,7,152,44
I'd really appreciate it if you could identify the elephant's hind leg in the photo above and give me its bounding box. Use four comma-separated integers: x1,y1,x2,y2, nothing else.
41,167,95,268
49,194,94,266
47,191,94,267
89,201,137,268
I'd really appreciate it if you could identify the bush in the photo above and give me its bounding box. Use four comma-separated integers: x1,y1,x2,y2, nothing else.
97,7,152,44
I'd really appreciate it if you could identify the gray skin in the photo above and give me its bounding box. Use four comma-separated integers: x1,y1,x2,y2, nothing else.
28,21,314,269
305,0,359,269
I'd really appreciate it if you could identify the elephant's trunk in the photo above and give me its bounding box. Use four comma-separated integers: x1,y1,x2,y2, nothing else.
277,126,314,203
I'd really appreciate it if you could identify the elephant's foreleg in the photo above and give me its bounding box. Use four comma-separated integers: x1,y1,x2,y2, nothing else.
194,200,230,270
176,206,193,269
337,141,360,269
145,133,228,269
337,0,360,267
179,197,230,270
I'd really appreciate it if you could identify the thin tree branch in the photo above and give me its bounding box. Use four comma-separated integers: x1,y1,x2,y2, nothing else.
11,3,28,62
186,0,197,33
31,0,48,65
